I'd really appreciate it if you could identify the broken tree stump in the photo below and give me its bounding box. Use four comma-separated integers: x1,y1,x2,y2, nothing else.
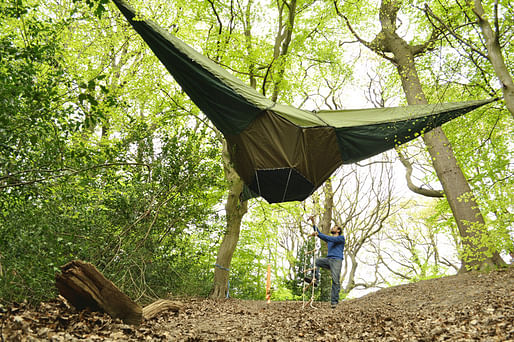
55,260,143,325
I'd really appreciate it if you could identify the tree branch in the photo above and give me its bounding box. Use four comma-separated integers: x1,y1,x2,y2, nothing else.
396,148,444,198
207,0,223,35
423,4,488,59
410,27,444,56
0,162,152,189
333,1,396,64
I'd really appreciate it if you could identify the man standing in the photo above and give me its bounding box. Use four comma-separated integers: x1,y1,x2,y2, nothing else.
304,216,345,308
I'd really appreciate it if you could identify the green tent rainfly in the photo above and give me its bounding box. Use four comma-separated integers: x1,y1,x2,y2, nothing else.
113,0,496,204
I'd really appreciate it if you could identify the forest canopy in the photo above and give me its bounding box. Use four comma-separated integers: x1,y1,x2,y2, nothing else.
0,0,512,305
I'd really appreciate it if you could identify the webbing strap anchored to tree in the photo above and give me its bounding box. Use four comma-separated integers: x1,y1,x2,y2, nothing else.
215,264,231,298
215,264,230,272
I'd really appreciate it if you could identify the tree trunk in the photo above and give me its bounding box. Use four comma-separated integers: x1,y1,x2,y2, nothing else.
471,0,514,119
319,179,334,302
210,139,248,298
270,0,297,102
342,253,358,295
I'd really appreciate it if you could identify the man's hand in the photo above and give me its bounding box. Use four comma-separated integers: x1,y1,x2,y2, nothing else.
308,216,315,224
309,231,318,237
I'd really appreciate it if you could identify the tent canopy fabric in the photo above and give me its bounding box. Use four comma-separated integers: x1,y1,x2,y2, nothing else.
112,0,495,203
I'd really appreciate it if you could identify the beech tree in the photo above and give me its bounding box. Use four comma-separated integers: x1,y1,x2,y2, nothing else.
210,0,307,298
334,0,505,271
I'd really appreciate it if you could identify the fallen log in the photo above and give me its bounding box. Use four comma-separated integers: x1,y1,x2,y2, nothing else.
142,299,182,320
55,260,143,325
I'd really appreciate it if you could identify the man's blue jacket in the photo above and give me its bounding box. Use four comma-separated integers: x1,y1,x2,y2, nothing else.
314,225,345,260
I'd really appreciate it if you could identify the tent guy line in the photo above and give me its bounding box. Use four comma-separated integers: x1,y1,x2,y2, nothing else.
112,0,497,204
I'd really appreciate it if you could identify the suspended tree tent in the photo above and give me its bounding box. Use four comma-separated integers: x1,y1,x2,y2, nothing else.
113,0,495,204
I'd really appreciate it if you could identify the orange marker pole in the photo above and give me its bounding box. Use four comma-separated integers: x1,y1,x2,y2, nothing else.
266,264,271,304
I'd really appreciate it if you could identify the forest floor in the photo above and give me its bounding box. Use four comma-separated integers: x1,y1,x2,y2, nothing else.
1,265,513,341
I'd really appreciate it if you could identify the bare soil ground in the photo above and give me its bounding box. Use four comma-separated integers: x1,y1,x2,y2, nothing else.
1,266,513,341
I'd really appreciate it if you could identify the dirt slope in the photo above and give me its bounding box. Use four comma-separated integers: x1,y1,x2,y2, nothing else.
1,266,513,341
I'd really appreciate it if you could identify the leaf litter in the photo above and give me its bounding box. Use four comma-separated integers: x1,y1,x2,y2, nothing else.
1,266,512,341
